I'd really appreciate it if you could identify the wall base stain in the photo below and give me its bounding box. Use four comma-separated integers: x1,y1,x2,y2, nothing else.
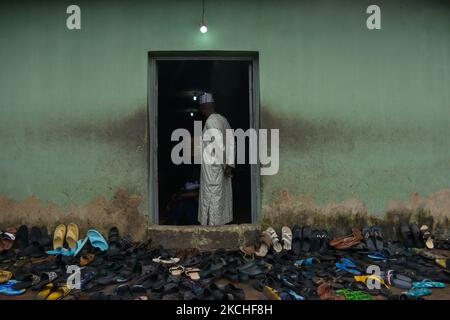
263,188,450,240
0,189,148,240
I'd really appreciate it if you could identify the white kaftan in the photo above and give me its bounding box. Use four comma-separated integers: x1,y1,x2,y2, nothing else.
198,113,234,225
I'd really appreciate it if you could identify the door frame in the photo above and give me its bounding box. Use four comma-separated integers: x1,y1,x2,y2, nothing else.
148,51,261,225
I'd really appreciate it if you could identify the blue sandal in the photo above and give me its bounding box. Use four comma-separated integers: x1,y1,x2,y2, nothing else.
403,288,432,297
0,280,26,296
335,258,361,275
412,279,445,289
87,229,109,251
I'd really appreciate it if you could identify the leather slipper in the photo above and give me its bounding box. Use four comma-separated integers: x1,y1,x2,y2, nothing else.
291,225,302,256
281,226,292,251
66,223,79,249
302,226,312,253
420,225,434,249
53,224,67,249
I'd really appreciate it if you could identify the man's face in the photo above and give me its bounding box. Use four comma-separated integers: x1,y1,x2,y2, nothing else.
199,103,214,118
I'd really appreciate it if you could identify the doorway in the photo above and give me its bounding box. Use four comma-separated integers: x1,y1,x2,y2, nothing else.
148,51,260,225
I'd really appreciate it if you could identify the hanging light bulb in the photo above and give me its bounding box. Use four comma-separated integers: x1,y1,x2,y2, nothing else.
200,0,207,33
193,95,197,101
190,112,194,117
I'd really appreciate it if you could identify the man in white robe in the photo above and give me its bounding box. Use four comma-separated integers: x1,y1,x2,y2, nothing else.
197,93,234,225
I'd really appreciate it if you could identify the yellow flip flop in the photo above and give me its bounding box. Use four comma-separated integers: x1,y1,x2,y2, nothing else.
37,283,54,300
53,224,67,249
46,285,71,300
354,275,389,288
435,258,448,269
263,286,281,300
66,223,79,249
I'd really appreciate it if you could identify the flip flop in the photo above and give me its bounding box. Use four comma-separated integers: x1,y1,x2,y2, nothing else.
36,283,54,299
13,225,29,251
29,226,42,246
435,258,448,269
291,225,302,256
281,226,292,251
152,256,180,264
169,265,185,276
53,224,67,249
185,267,200,280
301,226,312,253
47,284,71,300
335,258,361,275
403,288,432,297
266,227,282,253
371,226,384,251
0,280,26,296
319,230,329,253
66,223,79,249
263,286,281,300
412,279,445,288
287,289,304,300
255,231,272,257
294,257,320,267
361,227,376,251
354,275,389,288
368,252,388,261
400,224,414,248
309,230,321,252
420,225,434,249
410,224,424,248
87,229,109,251
0,270,12,283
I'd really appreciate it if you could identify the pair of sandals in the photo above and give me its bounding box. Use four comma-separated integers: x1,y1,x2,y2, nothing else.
240,226,291,258
168,265,200,280
292,226,328,255
400,223,434,249
361,226,384,251
37,283,71,300
265,227,291,253
52,223,79,250
335,257,361,275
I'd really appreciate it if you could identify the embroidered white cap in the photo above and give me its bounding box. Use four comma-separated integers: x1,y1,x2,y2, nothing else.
199,92,214,105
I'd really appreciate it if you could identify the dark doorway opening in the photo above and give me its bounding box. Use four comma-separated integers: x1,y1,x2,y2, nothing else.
157,60,252,225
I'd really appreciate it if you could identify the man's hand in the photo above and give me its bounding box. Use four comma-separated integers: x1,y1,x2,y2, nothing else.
225,165,233,178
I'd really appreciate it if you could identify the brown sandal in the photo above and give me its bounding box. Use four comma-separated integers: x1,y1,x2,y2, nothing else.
329,228,363,250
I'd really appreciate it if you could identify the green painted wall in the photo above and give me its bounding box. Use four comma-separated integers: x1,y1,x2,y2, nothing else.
1,0,449,221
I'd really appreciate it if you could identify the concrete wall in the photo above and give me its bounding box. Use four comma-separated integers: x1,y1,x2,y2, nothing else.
1,0,450,238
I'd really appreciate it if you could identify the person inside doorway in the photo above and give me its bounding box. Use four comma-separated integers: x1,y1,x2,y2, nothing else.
197,92,235,225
